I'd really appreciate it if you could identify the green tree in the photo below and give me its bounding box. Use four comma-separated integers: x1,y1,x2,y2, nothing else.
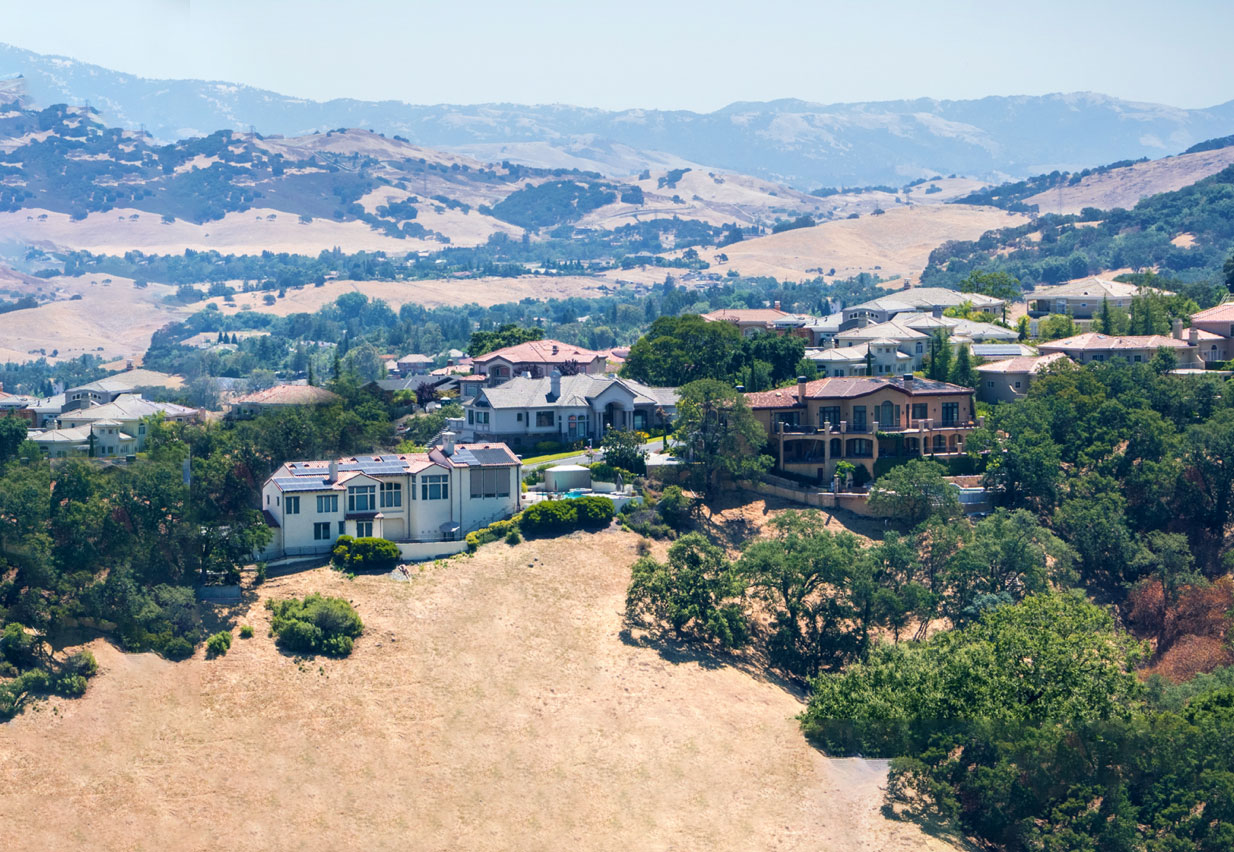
1038,313,1076,340
467,324,543,357
673,379,771,499
948,343,978,388
0,415,27,464
600,429,647,474
626,533,748,647
738,512,874,676
960,269,1019,320
621,315,741,387
867,459,961,527
925,330,951,381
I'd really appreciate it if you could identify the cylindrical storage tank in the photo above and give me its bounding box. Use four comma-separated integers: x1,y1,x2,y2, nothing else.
544,464,591,492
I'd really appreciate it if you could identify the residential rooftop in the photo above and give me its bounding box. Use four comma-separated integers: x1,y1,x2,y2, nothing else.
471,339,606,366
744,375,972,409
975,352,1072,374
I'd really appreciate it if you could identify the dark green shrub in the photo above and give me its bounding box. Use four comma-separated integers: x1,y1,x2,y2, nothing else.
160,636,194,661
657,486,692,529
331,536,400,571
505,529,522,545
269,594,363,657
239,625,254,639
205,630,232,658
575,496,615,529
520,499,578,536
0,622,40,668
254,562,268,585
53,673,88,697
63,650,98,678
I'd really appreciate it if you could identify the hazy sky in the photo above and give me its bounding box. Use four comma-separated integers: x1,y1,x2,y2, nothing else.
2,0,1232,111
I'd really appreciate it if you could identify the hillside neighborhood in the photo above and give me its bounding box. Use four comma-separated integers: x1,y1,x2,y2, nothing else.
5,23,1234,851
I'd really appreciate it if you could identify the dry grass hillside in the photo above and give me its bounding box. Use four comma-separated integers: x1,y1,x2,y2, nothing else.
203,274,615,317
1023,146,1234,215
704,204,1027,283
0,273,190,363
0,529,961,852
0,207,430,255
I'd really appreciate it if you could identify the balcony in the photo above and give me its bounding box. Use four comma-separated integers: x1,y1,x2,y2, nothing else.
773,418,978,437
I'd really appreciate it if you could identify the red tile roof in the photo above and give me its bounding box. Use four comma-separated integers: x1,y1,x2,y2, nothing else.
1038,333,1193,351
744,376,972,409
1191,302,1234,323
472,339,606,366
976,353,1072,374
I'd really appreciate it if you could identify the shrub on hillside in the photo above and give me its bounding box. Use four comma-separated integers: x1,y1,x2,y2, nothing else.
521,496,614,536
331,535,400,571
574,496,615,529
205,630,232,658
268,594,363,657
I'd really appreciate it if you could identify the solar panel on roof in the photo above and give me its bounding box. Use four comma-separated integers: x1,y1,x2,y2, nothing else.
359,461,408,475
273,477,333,492
467,448,516,466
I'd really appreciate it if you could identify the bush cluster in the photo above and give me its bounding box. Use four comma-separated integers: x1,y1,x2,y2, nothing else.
465,517,520,551
520,496,614,537
267,594,363,658
331,535,401,571
205,630,233,658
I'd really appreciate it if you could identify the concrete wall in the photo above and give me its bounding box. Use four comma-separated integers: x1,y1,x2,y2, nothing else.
396,540,468,562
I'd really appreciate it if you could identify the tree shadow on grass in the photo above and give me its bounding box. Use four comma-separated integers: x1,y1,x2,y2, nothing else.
618,624,808,700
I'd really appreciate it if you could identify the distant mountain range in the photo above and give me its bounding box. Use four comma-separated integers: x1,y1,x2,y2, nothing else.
3,42,1234,188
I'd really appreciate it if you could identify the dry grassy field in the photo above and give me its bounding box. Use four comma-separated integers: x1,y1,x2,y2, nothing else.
0,273,191,363
0,528,959,852
702,204,1027,283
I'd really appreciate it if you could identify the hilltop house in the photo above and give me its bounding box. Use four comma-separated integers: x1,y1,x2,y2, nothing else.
472,339,608,385
227,384,342,419
1187,301,1234,363
842,288,1005,325
821,312,1018,372
1037,329,1208,367
700,304,810,338
746,375,978,483
62,369,183,412
259,438,521,559
454,372,677,448
30,394,199,458
1027,277,1172,319
390,353,434,377
976,353,1072,403
804,339,915,377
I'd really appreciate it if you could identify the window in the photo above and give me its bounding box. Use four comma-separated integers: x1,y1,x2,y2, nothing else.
380,481,402,508
313,522,331,541
535,411,554,427
348,485,376,512
285,496,300,515
1013,381,1021,389
421,474,449,500
338,521,345,535
941,402,959,425
915,342,924,354
355,521,373,538
911,403,928,421
470,467,511,498
517,412,524,422
1133,355,1142,363
987,381,994,387
317,494,338,513
467,410,474,424
817,406,841,426
851,406,867,430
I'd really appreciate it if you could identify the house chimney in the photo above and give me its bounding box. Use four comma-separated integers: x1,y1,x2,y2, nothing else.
797,375,808,402
549,368,561,399
903,373,914,385
443,431,456,456
1173,318,1184,340
328,459,338,483
1189,328,1198,346
774,300,781,311
932,306,943,318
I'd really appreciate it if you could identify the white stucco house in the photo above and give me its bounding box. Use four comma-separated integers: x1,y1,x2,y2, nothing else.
259,438,521,560
452,371,677,448
30,394,199,458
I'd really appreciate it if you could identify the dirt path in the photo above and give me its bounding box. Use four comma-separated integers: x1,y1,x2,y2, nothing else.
0,530,958,851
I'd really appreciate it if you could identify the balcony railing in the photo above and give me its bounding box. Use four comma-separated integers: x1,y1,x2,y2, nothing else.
774,418,978,435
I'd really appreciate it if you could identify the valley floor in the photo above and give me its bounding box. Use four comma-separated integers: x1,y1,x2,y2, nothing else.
0,529,959,851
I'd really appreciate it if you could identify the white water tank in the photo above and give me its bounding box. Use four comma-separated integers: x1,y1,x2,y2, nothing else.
544,464,591,492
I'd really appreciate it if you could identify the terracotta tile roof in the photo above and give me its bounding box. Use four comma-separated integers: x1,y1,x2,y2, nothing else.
1038,333,1194,351
976,353,1072,374
472,339,606,366
1029,277,1171,301
701,308,795,324
231,384,342,406
744,376,971,409
1192,302,1234,323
